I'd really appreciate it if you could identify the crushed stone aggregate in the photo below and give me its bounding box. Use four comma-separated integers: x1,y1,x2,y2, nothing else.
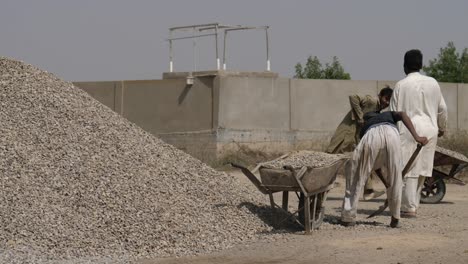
0,57,283,263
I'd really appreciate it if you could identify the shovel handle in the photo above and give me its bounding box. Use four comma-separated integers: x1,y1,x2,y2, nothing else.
368,144,423,219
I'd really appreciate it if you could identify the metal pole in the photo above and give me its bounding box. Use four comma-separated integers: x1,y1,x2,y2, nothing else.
170,22,219,31
215,25,220,70
265,27,270,71
167,33,217,41
223,31,227,70
169,30,174,72
169,40,173,72
192,28,197,71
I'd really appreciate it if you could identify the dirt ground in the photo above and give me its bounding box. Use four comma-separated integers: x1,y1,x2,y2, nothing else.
144,170,468,264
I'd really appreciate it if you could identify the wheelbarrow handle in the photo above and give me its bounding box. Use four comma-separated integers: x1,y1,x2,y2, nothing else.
231,163,269,195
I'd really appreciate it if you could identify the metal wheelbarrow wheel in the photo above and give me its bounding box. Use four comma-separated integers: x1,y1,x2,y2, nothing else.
420,174,446,204
298,193,325,229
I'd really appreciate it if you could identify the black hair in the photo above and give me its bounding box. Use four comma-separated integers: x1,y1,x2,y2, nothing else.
379,85,393,98
404,49,423,71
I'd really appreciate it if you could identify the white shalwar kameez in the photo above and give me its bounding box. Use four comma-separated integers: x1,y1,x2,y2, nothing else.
390,72,448,213
341,124,403,222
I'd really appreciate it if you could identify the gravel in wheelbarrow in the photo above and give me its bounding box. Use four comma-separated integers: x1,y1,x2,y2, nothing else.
260,151,349,170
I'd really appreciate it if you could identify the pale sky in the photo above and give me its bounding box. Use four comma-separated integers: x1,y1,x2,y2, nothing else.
1,0,467,81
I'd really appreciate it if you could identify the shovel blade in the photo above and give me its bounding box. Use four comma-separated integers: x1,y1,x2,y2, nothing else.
367,201,388,218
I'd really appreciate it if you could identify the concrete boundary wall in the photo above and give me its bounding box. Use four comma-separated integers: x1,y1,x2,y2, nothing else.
217,76,290,130
75,81,120,111
439,82,458,130
291,79,377,131
121,78,213,134
75,76,467,161
459,83,468,130
76,78,215,134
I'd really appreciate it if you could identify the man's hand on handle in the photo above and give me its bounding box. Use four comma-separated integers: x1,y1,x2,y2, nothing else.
416,136,428,146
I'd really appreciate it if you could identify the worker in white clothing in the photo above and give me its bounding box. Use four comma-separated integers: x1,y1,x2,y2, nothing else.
390,49,448,218
341,109,428,228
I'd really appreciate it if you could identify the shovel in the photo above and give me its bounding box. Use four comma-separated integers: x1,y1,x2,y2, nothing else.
367,144,423,218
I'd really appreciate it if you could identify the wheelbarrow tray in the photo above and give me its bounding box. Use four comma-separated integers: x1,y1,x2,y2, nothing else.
259,159,347,194
434,146,468,167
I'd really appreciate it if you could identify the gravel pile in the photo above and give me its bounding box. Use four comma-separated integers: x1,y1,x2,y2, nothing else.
0,57,275,263
261,151,348,170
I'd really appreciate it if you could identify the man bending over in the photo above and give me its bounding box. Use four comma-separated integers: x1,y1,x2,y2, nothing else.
341,110,428,228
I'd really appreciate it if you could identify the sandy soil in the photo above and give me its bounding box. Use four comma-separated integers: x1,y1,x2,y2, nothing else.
144,171,468,264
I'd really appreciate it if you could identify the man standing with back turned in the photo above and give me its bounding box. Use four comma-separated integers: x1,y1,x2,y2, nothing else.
390,49,448,218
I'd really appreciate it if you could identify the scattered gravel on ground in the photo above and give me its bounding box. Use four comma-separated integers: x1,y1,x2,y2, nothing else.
260,151,349,170
0,57,280,263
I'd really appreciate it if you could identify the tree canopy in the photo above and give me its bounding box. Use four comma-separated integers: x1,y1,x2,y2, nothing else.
423,41,468,83
294,56,351,80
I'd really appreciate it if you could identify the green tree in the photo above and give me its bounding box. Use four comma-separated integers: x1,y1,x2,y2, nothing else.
423,41,468,83
294,56,351,80
294,63,304,79
322,56,351,80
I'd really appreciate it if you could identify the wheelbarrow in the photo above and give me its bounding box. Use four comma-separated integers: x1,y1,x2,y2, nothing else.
420,146,468,204
231,153,348,234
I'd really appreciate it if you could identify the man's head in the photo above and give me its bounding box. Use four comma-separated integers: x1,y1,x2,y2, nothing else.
378,86,393,109
404,49,423,74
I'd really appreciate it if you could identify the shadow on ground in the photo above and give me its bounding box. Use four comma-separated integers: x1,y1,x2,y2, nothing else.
239,202,304,232
238,202,367,231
